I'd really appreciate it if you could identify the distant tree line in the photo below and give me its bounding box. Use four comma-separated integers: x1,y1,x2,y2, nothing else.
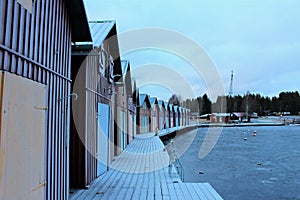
182,93,212,115
180,91,300,116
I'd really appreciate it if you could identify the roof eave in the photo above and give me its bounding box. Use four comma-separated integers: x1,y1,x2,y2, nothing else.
66,0,92,42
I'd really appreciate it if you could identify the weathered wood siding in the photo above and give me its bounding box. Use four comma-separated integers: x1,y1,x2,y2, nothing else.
70,44,117,187
159,107,165,130
70,53,98,188
0,0,72,199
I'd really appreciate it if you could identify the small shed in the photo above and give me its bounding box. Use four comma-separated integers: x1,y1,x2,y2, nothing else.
210,113,231,123
232,112,247,122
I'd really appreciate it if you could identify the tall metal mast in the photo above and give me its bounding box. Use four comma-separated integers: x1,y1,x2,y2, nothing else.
229,70,233,96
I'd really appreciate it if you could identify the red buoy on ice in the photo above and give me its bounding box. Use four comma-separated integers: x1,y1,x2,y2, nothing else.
253,130,257,136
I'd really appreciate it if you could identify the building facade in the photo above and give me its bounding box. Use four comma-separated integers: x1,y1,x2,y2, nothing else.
149,97,159,132
70,21,121,188
0,0,91,199
158,100,166,130
136,94,151,134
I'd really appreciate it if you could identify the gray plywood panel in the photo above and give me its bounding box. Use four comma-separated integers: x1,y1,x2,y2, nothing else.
0,72,46,200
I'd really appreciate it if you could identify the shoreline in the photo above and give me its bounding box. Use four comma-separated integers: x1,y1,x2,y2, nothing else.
196,122,285,127
158,121,292,140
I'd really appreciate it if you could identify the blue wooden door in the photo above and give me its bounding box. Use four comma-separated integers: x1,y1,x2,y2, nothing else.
97,103,111,176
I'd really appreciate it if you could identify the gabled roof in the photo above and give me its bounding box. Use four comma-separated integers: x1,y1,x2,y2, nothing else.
89,20,116,47
89,20,122,80
233,112,246,118
158,100,165,110
66,0,92,42
121,60,129,77
132,80,137,104
169,104,173,112
179,107,183,113
165,102,171,110
173,105,179,113
120,60,134,99
200,114,210,118
138,94,150,107
149,97,158,108
212,113,231,117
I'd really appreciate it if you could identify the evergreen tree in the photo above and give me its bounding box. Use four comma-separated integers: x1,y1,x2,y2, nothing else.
202,93,212,114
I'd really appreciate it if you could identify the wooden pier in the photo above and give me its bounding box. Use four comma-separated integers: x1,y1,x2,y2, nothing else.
70,131,223,200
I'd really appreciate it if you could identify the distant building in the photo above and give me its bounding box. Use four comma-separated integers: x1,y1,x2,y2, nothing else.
210,113,231,123
186,109,191,125
136,94,151,134
149,97,159,132
165,102,170,128
158,100,166,129
114,60,134,155
173,105,179,127
121,61,135,144
169,104,174,128
232,112,247,122
179,107,183,126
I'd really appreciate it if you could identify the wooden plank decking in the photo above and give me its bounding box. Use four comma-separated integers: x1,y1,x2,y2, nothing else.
70,133,223,200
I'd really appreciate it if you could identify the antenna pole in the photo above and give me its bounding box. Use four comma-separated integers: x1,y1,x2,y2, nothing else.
229,70,233,96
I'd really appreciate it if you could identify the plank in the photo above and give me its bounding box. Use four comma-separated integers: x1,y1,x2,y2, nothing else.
70,133,223,200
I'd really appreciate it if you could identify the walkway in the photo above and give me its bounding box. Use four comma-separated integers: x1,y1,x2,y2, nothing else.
70,132,223,200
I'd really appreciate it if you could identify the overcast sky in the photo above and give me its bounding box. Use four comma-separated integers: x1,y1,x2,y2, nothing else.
84,0,300,102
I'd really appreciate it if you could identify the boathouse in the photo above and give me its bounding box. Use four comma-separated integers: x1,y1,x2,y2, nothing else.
70,20,121,188
158,100,166,129
210,113,231,123
232,112,247,122
136,94,151,134
186,108,191,125
173,105,179,127
121,60,135,144
165,102,170,128
0,0,92,199
182,107,186,126
169,103,174,128
113,60,134,155
149,97,159,132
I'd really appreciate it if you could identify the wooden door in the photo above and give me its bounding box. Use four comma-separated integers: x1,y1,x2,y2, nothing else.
0,72,46,200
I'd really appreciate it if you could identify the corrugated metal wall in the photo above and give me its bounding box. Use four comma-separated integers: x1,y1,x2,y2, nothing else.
0,0,71,199
85,53,98,185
